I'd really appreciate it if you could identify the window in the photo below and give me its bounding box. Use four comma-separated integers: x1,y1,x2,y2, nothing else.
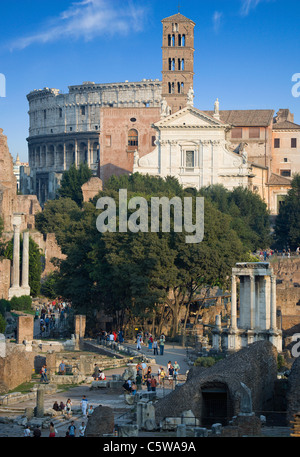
249,127,260,138
283,158,288,162
128,129,138,150
105,135,111,147
231,128,243,139
291,138,297,148
280,170,291,177
178,82,184,93
182,34,186,46
59,108,62,118
186,150,195,170
80,105,85,115
274,138,280,148
151,136,156,147
44,110,46,120
172,23,178,32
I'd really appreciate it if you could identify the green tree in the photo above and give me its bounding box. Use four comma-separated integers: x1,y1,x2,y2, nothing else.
35,197,82,252
51,175,252,336
199,184,271,251
58,163,93,205
273,174,300,250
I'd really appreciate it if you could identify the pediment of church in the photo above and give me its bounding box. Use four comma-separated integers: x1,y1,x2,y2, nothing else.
155,106,228,129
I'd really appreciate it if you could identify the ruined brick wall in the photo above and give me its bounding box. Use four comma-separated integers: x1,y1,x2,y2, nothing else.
271,258,300,332
82,177,103,202
0,343,36,394
0,258,11,300
30,231,66,277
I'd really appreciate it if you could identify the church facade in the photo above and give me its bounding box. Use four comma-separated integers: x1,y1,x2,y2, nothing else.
133,103,250,191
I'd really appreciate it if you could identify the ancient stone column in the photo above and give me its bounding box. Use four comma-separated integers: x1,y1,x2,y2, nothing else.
12,222,21,288
21,231,30,294
231,275,237,329
250,274,255,330
35,387,44,417
270,275,277,330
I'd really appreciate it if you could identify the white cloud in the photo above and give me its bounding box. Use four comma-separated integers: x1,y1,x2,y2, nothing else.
212,11,223,33
9,0,148,51
240,0,264,16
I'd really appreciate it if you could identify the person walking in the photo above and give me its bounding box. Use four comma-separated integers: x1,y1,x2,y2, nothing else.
79,422,86,437
68,421,76,437
24,426,31,437
148,334,153,350
159,334,165,355
137,334,142,351
49,422,56,437
153,339,158,356
33,425,41,437
81,395,88,417
65,399,72,418
150,375,157,392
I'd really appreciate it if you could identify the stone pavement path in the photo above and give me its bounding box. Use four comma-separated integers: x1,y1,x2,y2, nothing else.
0,342,190,437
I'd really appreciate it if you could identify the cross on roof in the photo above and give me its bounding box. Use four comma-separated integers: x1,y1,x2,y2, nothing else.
178,1,181,13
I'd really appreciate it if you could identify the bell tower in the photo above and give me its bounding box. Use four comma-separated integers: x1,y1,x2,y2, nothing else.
161,13,195,114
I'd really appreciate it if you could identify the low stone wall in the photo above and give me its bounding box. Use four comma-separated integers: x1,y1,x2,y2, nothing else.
0,343,36,394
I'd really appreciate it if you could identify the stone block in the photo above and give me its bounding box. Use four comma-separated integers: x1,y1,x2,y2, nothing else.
194,427,208,437
118,424,139,437
211,423,222,435
176,424,187,437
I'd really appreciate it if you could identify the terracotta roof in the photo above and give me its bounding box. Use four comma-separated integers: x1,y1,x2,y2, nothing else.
161,13,195,24
267,173,292,186
272,120,300,130
204,109,274,127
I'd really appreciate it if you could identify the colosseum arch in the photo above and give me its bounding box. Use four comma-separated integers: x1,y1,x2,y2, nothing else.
41,146,46,168
66,143,74,168
47,145,55,167
79,142,88,164
56,144,64,168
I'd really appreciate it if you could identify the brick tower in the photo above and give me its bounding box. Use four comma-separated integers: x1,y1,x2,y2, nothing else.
161,13,195,114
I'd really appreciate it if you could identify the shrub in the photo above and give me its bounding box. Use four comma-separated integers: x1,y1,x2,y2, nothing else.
9,295,32,312
0,298,11,316
0,314,6,333
194,356,220,368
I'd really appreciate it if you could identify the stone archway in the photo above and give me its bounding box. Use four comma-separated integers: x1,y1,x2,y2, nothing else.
200,382,233,426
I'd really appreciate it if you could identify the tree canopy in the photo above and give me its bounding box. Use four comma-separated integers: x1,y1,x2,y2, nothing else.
58,163,93,205
39,173,261,335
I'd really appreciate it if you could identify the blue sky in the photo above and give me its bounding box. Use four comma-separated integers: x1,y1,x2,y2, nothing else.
0,0,299,162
